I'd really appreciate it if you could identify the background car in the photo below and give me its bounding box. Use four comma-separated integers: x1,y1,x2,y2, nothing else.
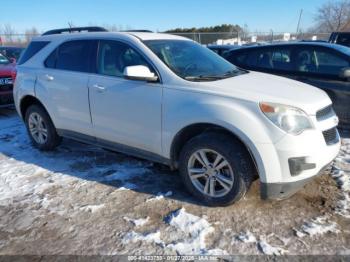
224,42,350,128
329,32,350,47
0,53,15,107
207,45,241,57
0,46,25,63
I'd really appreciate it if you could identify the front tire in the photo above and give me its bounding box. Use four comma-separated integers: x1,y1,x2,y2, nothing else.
25,104,61,150
179,132,255,206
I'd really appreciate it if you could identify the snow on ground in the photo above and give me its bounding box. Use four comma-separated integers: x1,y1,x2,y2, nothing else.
79,204,105,213
331,138,350,219
236,231,257,243
122,208,228,255
258,237,288,256
294,216,340,237
164,208,227,255
123,216,150,227
146,191,173,202
122,231,163,245
0,109,350,256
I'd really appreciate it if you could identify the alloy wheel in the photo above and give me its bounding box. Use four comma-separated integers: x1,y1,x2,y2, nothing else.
187,149,234,198
28,112,48,144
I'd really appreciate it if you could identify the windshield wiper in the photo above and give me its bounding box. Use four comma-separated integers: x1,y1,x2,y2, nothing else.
221,69,241,77
184,75,225,81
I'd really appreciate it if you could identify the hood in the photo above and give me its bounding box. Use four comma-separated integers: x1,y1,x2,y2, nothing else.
195,71,331,115
0,63,15,77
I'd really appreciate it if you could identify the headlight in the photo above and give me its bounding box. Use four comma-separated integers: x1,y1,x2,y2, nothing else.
259,102,313,135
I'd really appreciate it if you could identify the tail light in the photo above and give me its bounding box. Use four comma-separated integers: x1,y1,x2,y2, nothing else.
11,68,17,83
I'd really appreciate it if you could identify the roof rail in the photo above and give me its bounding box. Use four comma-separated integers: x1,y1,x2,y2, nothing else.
42,26,108,36
122,30,153,33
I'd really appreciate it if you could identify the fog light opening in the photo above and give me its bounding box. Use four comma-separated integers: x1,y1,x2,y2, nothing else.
288,157,316,176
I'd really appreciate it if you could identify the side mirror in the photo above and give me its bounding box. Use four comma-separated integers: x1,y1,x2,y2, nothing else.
339,67,350,80
10,58,16,64
123,65,158,82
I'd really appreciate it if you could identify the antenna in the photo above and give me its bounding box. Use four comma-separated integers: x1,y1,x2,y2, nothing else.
296,9,303,38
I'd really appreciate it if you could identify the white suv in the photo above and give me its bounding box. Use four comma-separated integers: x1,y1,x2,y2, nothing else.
14,27,340,206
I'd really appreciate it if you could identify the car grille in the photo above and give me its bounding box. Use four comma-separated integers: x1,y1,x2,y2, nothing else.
316,105,334,121
322,127,339,145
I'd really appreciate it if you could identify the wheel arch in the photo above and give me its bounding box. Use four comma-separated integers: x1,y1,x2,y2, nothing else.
19,95,49,120
170,122,265,180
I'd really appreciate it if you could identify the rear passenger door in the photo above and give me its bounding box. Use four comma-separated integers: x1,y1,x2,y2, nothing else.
227,47,295,78
88,40,162,155
252,47,294,77
36,40,97,138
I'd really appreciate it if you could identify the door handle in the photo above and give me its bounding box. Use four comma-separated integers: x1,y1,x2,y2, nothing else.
45,74,54,81
93,84,106,92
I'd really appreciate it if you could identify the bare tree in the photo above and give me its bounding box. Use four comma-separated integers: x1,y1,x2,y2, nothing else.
25,27,39,43
315,0,350,32
3,24,16,43
240,24,250,41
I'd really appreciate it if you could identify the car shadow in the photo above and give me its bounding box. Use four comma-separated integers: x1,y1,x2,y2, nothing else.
0,108,203,206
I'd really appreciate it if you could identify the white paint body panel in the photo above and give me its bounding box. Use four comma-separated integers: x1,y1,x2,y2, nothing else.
35,68,94,136
88,74,162,154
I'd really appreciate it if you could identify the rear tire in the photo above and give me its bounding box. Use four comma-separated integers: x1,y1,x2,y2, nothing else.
24,104,61,150
179,132,255,206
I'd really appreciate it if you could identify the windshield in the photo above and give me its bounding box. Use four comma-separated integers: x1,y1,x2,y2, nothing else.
144,40,242,81
0,53,10,65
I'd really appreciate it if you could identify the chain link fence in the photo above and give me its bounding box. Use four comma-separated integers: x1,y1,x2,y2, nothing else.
0,32,332,47
171,32,331,45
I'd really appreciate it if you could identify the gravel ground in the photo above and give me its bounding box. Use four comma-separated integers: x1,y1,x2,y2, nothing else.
0,108,349,257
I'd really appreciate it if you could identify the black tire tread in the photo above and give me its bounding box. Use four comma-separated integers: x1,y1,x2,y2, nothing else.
25,104,61,151
179,132,256,206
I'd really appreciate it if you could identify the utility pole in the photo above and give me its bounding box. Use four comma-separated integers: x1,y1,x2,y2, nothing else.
296,9,303,38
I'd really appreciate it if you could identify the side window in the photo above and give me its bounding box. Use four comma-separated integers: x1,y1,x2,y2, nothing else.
234,52,248,65
55,41,91,72
271,48,292,71
45,50,56,68
44,40,93,72
295,47,349,75
295,49,315,73
18,41,50,65
257,49,273,69
255,48,291,71
337,34,350,46
97,40,152,77
229,51,257,68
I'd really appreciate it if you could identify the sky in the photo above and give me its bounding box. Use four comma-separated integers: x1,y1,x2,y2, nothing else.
1,0,330,34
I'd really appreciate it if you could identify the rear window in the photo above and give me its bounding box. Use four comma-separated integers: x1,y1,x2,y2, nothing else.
18,41,49,65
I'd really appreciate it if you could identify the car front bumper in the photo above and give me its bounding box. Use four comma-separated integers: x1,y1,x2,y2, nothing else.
252,110,340,200
260,162,332,200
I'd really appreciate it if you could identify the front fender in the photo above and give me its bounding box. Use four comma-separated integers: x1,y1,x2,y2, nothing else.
162,88,286,183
